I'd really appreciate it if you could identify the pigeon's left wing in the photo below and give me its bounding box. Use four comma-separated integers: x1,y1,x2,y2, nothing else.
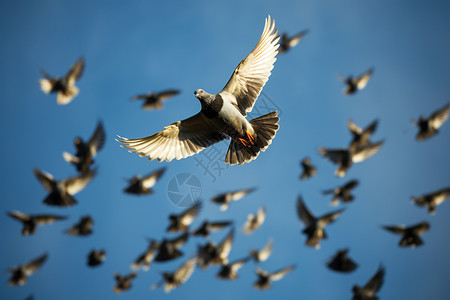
429,104,450,129
23,253,48,275
88,121,106,157
142,167,166,189
296,196,315,227
65,57,85,83
64,169,97,195
356,68,373,90
269,265,295,281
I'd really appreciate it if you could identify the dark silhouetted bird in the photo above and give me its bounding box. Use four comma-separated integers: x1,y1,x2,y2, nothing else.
216,257,249,280
211,187,257,211
66,215,93,236
296,196,344,249
7,253,48,286
242,206,266,234
338,68,373,95
123,167,166,195
382,221,430,248
191,220,233,238
326,248,358,273
117,16,280,165
34,168,96,207
39,57,84,105
113,272,137,293
167,201,202,233
131,239,159,271
197,228,234,269
322,179,359,206
151,257,196,293
300,157,317,180
413,104,449,141
87,249,106,267
131,89,180,110
348,119,378,150
249,238,273,262
7,211,67,235
318,141,384,177
154,232,189,262
278,30,308,54
253,265,295,290
352,264,385,300
62,121,105,173
411,187,450,215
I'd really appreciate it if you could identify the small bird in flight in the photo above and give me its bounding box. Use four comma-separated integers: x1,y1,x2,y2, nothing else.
211,187,257,211
326,248,358,273
87,249,106,267
7,211,67,235
131,89,180,110
253,265,295,290
66,215,94,236
7,253,48,286
278,30,308,54
351,264,385,300
382,221,430,248
123,167,166,195
167,202,202,233
411,187,450,215
151,257,196,293
322,179,359,206
242,206,266,235
413,103,449,141
248,238,273,263
338,68,374,95
300,157,317,180
113,272,137,293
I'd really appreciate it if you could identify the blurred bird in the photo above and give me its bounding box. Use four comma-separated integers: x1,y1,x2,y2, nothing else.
131,239,159,271
326,249,358,273
34,168,96,207
242,206,266,234
413,104,449,141
87,249,106,267
318,141,384,177
338,68,373,95
23,295,33,300
167,201,202,233
151,257,196,293
296,196,344,249
348,119,378,150
300,157,317,180
117,16,280,166
66,215,93,236
123,167,166,195
249,238,273,262
191,220,233,238
253,265,295,290
322,179,359,206
216,257,249,280
39,57,84,105
211,187,257,211
154,232,189,262
411,187,450,215
382,221,430,248
278,30,308,54
352,264,385,300
62,121,106,173
7,211,67,235
7,253,48,286
131,89,180,110
113,272,137,293
197,228,234,269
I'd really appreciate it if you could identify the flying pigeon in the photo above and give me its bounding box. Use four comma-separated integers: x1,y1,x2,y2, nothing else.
167,201,202,233
296,196,344,249
7,211,67,235
249,238,273,262
87,249,106,267
131,240,159,271
322,179,359,206
300,157,317,180
348,119,378,151
318,141,384,177
7,253,48,286
211,187,256,211
382,221,430,248
338,68,373,95
62,121,106,173
131,89,180,110
39,57,84,105
123,167,166,195
117,16,280,166
113,272,137,293
66,215,93,236
278,30,308,54
216,257,249,280
413,104,449,141
34,168,96,207
151,257,196,293
242,206,266,234
197,228,234,269
154,232,189,262
326,248,358,273
191,220,233,238
411,187,450,215
253,265,295,290
352,264,385,300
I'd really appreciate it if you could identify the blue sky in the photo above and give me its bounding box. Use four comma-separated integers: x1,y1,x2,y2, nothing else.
1,0,450,299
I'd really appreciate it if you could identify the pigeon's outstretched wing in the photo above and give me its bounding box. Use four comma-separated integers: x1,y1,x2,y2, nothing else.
88,121,106,157
65,57,85,83
429,104,450,129
296,196,315,227
355,68,374,90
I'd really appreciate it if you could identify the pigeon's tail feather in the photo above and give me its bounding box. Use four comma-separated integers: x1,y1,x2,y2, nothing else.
225,111,279,165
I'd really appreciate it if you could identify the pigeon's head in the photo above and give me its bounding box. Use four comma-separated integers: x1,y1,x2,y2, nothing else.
194,89,209,100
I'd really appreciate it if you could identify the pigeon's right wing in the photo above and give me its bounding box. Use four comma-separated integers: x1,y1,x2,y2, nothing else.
231,187,257,201
269,265,295,281
209,221,233,231
179,202,202,227
23,253,48,275
33,169,56,192
34,214,67,224
355,68,373,90
382,225,406,235
347,120,362,135
257,238,273,262
65,57,85,83
429,104,450,129
64,169,97,195
351,141,384,163
157,89,181,102
318,209,344,227
287,30,308,48
411,222,430,234
318,148,348,165
431,188,450,205
88,121,106,157
343,180,359,191
217,229,234,261
117,113,228,162
296,196,315,227
363,265,385,294
169,232,190,248
7,211,30,222
174,257,196,284
142,167,166,189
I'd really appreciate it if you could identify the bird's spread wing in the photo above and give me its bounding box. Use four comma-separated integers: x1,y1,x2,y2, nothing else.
429,104,450,129
34,214,67,224
7,211,30,222
411,222,430,234
383,225,406,235
318,148,348,165
318,209,344,227
296,196,315,226
174,257,197,284
88,121,106,157
348,120,362,135
180,202,202,227
117,112,228,162
220,15,279,116
343,180,359,191
157,89,180,102
33,169,55,192
64,168,97,195
209,221,233,231
23,253,48,275
269,265,295,281
364,265,385,294
351,141,384,163
432,188,450,205
170,232,189,248
218,229,234,260
231,187,256,201
288,30,308,48
65,57,85,83
258,238,274,261
142,167,166,189
356,68,373,90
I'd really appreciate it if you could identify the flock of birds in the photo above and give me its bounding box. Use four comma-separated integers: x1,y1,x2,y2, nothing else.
6,15,450,300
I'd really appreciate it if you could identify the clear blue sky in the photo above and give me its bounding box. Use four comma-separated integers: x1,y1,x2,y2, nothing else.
1,0,450,299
